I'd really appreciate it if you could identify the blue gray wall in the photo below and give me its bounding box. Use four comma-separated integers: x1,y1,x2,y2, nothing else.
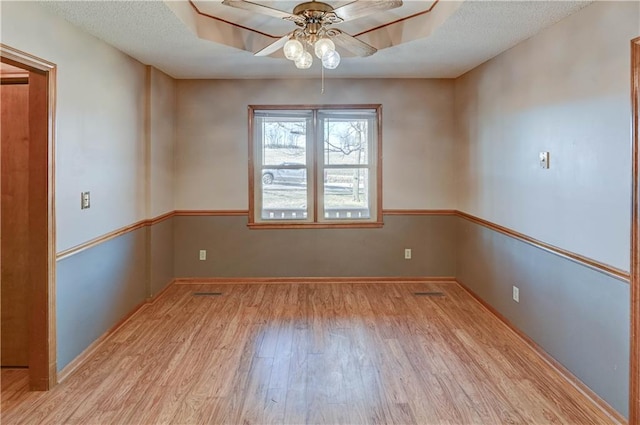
456,216,630,417
56,228,147,370
56,218,174,371
150,217,175,296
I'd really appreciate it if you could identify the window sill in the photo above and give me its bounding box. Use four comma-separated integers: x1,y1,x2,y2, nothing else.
247,221,384,230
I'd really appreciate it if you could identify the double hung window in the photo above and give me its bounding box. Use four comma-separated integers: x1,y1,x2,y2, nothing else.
249,105,382,228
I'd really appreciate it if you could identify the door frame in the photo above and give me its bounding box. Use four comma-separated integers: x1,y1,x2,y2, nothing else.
1,44,57,390
630,36,640,425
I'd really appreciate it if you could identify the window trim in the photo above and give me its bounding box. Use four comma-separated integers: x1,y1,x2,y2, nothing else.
248,104,383,229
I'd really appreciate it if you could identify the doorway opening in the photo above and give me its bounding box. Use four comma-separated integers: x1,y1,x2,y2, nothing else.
0,44,56,391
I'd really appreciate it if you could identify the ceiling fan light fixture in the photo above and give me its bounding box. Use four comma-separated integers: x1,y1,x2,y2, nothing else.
322,49,340,69
314,37,335,59
295,51,313,69
283,39,304,60
223,0,392,70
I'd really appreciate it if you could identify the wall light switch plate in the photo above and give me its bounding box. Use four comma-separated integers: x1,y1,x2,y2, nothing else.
81,192,90,209
513,286,520,303
404,248,412,260
539,151,549,169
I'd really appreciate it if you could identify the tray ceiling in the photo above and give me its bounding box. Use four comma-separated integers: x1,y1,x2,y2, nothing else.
38,0,593,79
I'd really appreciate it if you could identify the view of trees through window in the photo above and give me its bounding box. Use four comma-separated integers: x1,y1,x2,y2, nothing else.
322,116,370,215
252,107,379,224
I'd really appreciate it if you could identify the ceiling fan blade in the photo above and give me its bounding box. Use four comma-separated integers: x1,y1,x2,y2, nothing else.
221,0,298,21
255,33,291,56
333,0,403,23
330,29,377,57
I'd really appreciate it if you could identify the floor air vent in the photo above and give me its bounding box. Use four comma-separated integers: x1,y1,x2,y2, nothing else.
413,292,445,297
193,292,223,296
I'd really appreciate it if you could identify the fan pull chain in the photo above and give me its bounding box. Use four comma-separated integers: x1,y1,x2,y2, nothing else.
321,63,325,94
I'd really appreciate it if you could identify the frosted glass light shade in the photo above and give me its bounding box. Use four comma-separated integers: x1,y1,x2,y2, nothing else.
295,51,313,69
322,50,340,69
283,39,304,60
314,38,335,59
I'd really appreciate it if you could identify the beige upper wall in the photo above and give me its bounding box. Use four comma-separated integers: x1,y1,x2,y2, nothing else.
4,0,633,267
149,67,176,218
455,1,638,271
1,2,148,252
175,78,456,210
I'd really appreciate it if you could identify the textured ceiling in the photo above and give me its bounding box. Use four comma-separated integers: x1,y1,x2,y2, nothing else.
39,0,593,79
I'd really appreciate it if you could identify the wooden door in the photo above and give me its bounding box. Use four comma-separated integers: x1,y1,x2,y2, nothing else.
1,80,30,367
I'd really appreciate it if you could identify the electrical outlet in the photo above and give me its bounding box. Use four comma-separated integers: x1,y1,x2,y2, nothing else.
199,250,207,261
512,285,520,303
404,248,412,260
81,192,90,209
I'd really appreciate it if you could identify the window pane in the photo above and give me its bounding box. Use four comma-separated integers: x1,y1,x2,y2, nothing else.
256,111,310,221
323,168,370,220
262,169,308,220
323,118,369,166
261,116,307,166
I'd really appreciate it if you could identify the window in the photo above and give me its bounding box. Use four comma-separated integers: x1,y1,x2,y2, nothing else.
249,105,382,228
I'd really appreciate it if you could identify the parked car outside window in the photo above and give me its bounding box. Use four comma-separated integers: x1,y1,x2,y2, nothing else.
262,163,306,185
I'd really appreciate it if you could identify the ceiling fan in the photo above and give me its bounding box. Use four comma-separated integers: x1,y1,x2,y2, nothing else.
221,0,403,69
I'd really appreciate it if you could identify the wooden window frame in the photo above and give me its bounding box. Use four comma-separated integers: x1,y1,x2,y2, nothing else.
248,104,383,229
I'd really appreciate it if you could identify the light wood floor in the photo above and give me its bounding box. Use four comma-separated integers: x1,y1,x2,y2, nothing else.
1,282,616,424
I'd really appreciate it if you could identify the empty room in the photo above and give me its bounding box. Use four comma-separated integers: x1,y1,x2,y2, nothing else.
1,0,639,424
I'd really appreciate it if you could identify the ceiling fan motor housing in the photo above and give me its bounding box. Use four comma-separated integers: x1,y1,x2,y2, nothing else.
292,1,342,31
293,2,334,16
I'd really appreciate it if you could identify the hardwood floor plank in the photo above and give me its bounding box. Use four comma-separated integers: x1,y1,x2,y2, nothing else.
1,282,622,424
268,310,294,391
282,325,309,425
263,387,286,425
237,356,273,424
356,366,388,424
305,353,329,424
